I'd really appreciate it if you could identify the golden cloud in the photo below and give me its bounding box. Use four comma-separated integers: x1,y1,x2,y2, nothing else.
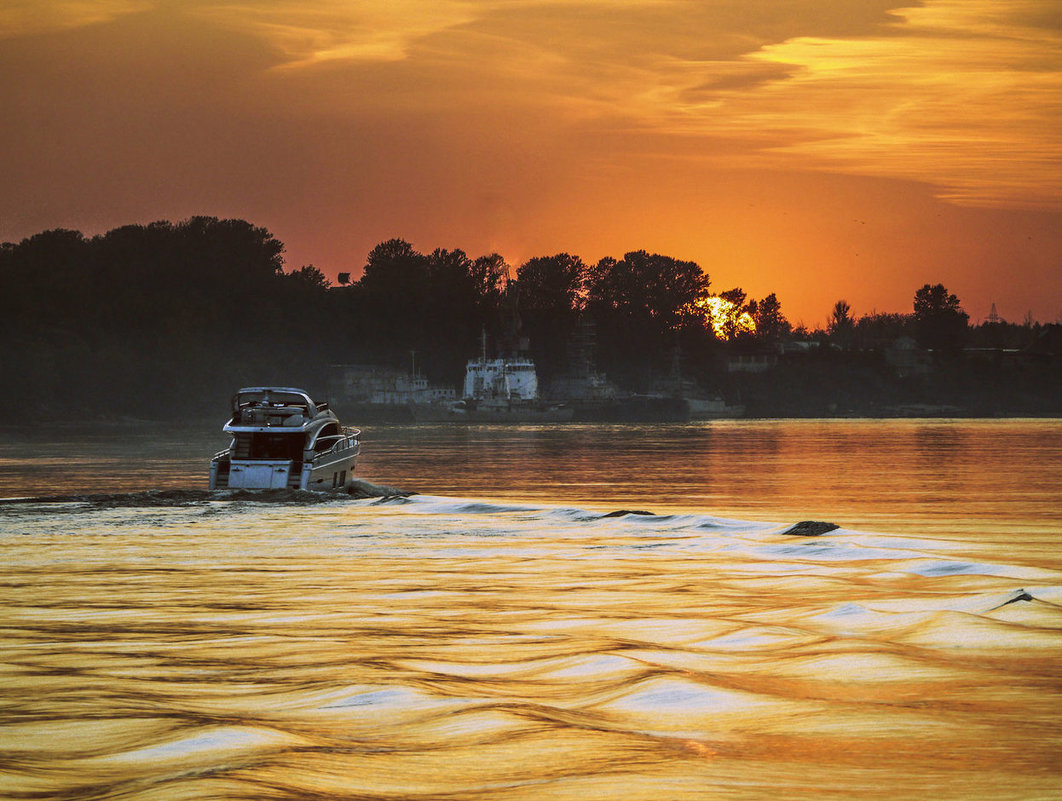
215,0,1058,207
3,0,1058,209
732,1,1062,207
194,0,481,67
0,0,149,39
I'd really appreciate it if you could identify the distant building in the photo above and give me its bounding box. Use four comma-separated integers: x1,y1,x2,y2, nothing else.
727,351,778,373
885,336,933,377
328,365,456,406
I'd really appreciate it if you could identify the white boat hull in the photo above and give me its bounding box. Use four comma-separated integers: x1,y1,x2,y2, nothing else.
209,387,361,491
210,445,359,491
227,460,293,489
300,444,360,490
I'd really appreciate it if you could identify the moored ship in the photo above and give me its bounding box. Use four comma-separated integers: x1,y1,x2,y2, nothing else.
444,354,573,422
209,387,360,490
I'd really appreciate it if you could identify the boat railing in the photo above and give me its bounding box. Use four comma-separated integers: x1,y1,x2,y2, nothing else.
312,432,360,458
211,448,232,461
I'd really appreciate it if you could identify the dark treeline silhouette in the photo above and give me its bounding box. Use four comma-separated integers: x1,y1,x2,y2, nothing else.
345,239,509,382
2,218,1059,421
759,284,1061,416
1,218,325,418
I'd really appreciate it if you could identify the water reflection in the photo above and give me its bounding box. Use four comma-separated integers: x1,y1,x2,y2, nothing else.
2,419,1061,542
913,421,967,461
354,420,1062,543
2,492,1061,800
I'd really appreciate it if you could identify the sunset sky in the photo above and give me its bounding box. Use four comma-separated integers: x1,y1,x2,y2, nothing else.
1,1,1059,325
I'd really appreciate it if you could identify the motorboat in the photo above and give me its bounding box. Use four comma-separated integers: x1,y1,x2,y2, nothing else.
209,387,360,490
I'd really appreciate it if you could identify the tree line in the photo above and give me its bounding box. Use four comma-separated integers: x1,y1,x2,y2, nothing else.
1,217,1056,419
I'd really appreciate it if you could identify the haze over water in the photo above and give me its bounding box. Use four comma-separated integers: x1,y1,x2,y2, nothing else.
2,420,1061,799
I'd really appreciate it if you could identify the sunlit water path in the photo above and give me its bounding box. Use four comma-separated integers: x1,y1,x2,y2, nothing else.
1,420,1060,799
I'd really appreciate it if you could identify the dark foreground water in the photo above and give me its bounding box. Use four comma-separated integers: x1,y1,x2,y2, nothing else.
1,420,1060,799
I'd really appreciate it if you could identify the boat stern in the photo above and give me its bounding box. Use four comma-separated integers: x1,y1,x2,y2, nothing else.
227,460,297,489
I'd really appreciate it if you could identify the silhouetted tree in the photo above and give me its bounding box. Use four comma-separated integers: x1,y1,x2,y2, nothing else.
912,283,969,352
287,264,330,288
424,248,492,376
517,254,585,315
361,238,428,288
585,251,710,387
353,239,432,361
0,217,319,417
0,228,90,330
342,241,510,381
753,292,790,345
714,288,752,342
587,251,709,329
854,312,911,349
470,253,509,316
515,254,586,376
828,300,854,348
968,318,1042,350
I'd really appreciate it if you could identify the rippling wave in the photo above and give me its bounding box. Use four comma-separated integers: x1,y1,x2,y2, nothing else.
0,476,414,509
2,492,1061,800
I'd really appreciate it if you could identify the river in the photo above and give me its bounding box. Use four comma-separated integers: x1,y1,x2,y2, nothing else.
1,419,1060,799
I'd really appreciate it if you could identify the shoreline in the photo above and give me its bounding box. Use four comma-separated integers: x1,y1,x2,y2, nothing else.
3,412,1062,434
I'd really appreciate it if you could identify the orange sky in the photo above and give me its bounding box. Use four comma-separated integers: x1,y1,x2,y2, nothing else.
1,0,1059,325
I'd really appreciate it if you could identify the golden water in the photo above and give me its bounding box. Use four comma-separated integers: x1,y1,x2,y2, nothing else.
1,420,1060,799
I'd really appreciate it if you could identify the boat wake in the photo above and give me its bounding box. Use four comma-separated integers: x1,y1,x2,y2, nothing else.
2,484,1062,800
0,478,414,509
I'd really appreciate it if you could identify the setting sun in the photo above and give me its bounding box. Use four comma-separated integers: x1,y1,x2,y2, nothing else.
698,296,757,340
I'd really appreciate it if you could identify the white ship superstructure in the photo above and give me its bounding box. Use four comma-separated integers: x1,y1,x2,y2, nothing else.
463,356,539,402
439,333,571,422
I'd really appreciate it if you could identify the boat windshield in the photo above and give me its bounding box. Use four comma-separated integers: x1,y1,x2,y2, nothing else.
233,390,316,415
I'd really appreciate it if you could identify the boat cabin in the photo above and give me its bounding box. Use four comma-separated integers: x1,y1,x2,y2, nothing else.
210,386,359,491
230,388,327,427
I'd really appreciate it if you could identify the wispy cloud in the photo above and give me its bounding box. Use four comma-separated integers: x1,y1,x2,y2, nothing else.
726,1,1062,207
193,0,481,67
0,0,149,39
203,0,1059,207
3,0,1059,209
452,0,1060,208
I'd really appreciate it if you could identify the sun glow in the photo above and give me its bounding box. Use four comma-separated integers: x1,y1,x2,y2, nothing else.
698,296,756,340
